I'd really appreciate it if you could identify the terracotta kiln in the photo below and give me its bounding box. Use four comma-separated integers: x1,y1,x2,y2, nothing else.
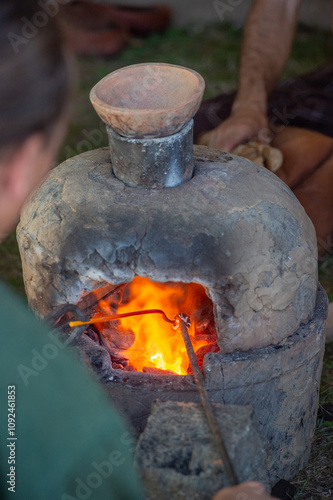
17,64,327,486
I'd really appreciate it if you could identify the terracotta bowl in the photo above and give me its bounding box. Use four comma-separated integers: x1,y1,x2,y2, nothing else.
90,63,205,138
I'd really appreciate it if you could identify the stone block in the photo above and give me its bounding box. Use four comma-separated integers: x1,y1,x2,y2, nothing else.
135,401,270,500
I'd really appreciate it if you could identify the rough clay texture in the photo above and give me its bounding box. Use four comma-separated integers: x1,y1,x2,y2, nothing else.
17,145,318,352
135,401,270,500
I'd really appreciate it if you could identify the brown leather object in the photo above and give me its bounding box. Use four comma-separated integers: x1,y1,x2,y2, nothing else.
272,127,333,188
105,4,171,36
61,1,171,35
61,1,125,30
272,127,333,256
63,25,129,56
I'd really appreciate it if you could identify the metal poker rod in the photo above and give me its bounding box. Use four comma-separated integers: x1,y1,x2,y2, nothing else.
69,308,174,328
175,313,239,487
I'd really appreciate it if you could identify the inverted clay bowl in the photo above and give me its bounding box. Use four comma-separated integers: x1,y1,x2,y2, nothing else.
90,63,205,138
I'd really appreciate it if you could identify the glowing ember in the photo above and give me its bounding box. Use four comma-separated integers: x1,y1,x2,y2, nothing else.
92,277,218,375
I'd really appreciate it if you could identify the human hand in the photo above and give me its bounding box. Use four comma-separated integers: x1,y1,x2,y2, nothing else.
198,108,271,153
212,481,276,500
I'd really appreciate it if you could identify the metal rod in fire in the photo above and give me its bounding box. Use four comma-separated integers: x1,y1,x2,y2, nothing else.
69,309,174,328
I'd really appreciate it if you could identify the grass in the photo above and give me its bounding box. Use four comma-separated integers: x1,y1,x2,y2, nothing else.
1,21,333,498
0,232,24,295
292,343,333,498
319,255,333,302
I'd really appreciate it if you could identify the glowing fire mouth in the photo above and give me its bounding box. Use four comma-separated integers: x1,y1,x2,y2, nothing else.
91,277,219,375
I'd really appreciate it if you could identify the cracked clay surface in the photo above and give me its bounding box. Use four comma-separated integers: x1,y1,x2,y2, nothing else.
17,145,318,352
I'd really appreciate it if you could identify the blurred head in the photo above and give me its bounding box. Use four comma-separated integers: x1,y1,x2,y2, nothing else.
0,0,72,240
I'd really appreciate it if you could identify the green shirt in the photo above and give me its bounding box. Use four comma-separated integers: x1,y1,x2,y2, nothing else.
0,281,144,499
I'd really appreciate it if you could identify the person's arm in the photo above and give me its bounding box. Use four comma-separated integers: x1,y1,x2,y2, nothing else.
213,481,277,500
206,0,303,152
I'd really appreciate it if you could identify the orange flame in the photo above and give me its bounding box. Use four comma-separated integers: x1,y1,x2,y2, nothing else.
92,277,217,375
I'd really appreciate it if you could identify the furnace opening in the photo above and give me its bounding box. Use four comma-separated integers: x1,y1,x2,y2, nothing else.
80,277,219,376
